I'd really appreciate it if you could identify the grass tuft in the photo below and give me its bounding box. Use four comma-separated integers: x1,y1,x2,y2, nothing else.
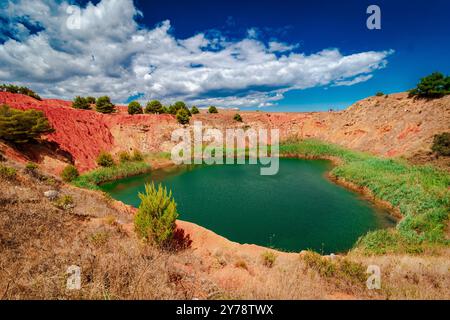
261,251,277,268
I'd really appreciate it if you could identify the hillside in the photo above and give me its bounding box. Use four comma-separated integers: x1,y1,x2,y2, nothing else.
1,162,449,299
0,91,449,300
1,92,449,174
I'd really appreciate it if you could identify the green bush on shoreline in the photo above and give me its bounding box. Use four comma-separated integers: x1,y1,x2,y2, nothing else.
96,151,115,167
134,183,179,246
61,164,79,182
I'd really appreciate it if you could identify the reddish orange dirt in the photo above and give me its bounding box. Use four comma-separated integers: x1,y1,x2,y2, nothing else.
1,92,449,173
0,92,176,172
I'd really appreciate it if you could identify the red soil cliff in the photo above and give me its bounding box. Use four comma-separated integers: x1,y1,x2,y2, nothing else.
1,92,449,173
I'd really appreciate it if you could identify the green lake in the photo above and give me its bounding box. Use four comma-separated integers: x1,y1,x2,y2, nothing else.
100,158,396,254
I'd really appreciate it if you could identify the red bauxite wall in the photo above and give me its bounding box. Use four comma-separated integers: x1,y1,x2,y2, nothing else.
2,91,449,173
0,93,156,172
0,92,115,171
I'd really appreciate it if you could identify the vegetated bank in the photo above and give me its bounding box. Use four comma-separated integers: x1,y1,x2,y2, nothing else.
70,151,173,190
72,160,151,190
280,139,450,255
74,138,449,256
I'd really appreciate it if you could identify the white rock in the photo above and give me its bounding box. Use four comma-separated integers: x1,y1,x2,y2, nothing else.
44,190,59,200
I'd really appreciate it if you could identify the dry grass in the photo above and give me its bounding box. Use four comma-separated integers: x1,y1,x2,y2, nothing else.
0,164,216,299
347,251,450,300
0,161,448,300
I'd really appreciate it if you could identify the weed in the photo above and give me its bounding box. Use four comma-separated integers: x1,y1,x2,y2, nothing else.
261,251,277,268
53,195,74,210
0,164,16,180
235,260,248,270
89,231,110,247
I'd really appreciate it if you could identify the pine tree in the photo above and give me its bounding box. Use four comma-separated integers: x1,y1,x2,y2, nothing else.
191,106,199,114
176,108,190,124
233,113,243,122
409,72,450,99
134,183,179,246
72,96,90,109
208,106,218,113
0,84,41,100
95,96,116,114
86,96,96,104
0,105,54,144
145,100,163,114
128,101,143,115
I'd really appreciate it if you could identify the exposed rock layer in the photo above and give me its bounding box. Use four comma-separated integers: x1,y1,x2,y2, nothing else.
1,92,449,173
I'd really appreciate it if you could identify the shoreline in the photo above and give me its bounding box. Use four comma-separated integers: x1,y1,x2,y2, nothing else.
279,153,403,221
100,154,403,256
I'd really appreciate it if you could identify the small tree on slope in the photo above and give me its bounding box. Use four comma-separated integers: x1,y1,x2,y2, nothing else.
95,96,116,114
128,101,143,115
134,183,179,247
0,104,54,144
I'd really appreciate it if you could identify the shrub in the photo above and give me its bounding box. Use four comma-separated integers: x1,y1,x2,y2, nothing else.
97,151,115,167
61,164,79,182
431,132,450,156
72,96,90,110
145,100,163,114
338,259,367,283
233,113,242,122
0,84,41,100
25,162,38,171
0,164,17,180
261,251,277,268
168,105,178,115
301,251,367,284
134,183,179,246
25,162,38,175
95,96,116,114
89,231,109,247
173,101,186,110
54,195,74,210
168,101,190,116
191,106,199,114
176,108,190,125
131,149,144,161
118,151,131,163
409,72,450,99
208,106,218,114
86,96,96,104
302,251,336,277
127,101,143,115
0,104,54,144
375,92,384,97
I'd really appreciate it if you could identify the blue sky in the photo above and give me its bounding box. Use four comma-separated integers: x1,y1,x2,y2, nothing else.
0,0,449,111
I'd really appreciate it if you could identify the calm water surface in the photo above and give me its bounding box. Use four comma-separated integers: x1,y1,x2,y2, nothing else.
101,159,395,253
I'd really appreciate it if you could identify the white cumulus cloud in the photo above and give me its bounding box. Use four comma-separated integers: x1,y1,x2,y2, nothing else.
0,0,393,107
